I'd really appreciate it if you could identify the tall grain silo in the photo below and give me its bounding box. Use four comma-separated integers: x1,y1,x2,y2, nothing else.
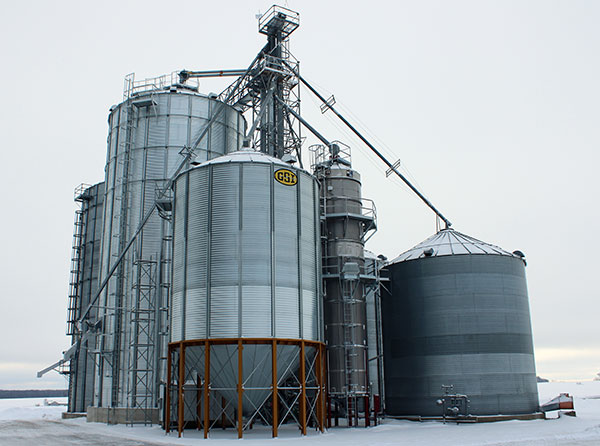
167,150,325,438
66,182,104,413
93,74,246,422
382,229,539,417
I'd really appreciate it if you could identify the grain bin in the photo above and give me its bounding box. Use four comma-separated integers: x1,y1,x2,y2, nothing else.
382,229,539,416
66,182,104,413
167,150,325,436
95,82,246,412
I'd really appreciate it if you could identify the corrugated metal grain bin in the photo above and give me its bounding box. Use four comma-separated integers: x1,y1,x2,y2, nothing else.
382,229,539,416
169,150,322,414
96,90,245,408
68,182,104,413
170,149,321,342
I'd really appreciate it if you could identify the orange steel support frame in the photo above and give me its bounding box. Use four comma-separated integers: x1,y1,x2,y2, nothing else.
177,341,185,437
203,340,210,439
165,347,171,432
165,338,326,439
237,339,243,439
272,340,278,438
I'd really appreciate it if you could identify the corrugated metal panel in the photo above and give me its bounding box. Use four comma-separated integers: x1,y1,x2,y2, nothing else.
191,97,209,117
383,250,539,416
274,174,299,338
168,116,189,146
190,118,210,153
209,286,239,337
241,163,272,337
184,168,209,339
169,94,190,115
275,287,300,338
210,164,240,287
147,116,167,147
300,178,317,340
171,175,187,342
184,288,206,339
171,151,321,345
241,286,272,337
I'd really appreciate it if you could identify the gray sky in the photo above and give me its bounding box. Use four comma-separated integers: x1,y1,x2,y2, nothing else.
1,0,598,389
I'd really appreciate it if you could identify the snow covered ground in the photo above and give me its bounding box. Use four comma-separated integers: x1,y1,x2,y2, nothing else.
0,382,599,445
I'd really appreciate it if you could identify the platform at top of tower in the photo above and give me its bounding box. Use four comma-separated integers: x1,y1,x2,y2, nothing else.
258,5,299,38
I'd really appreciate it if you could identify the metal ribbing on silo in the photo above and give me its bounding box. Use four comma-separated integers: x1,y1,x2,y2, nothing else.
170,150,321,342
382,229,539,416
320,166,369,396
95,90,245,409
241,163,272,337
169,150,323,417
68,182,104,413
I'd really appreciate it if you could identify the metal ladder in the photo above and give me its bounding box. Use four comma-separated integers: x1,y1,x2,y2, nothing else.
127,258,157,425
342,278,357,393
157,234,173,393
66,209,84,336
109,98,137,408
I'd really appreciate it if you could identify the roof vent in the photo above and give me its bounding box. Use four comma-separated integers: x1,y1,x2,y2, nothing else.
423,248,434,257
281,154,297,164
513,250,527,266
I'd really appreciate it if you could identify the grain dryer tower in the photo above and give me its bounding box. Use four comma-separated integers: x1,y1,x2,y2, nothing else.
311,143,377,423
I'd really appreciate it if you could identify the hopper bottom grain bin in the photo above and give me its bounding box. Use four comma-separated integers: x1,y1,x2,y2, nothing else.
167,150,325,436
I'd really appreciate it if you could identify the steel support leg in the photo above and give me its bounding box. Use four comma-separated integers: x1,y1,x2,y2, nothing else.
272,340,278,438
204,341,210,439
178,342,185,437
237,340,243,439
300,341,306,435
165,345,171,433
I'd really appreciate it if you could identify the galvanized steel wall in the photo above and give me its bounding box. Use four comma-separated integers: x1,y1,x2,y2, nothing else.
170,152,322,342
96,91,245,408
382,253,539,416
68,182,104,413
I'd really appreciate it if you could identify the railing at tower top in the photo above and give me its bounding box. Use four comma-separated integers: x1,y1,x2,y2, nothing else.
320,197,377,242
322,197,377,221
123,72,200,100
258,5,299,38
322,255,380,281
74,183,92,201
310,142,352,172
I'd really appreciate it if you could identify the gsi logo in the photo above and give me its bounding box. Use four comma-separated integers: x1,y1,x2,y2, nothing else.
274,168,298,186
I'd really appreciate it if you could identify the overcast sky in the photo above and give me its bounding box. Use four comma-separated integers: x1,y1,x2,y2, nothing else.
0,0,598,389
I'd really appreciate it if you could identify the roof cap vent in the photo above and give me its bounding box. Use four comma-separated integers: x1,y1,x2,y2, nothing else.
423,248,434,257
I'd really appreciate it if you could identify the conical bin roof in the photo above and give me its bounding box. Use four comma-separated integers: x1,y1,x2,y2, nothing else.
391,228,519,263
